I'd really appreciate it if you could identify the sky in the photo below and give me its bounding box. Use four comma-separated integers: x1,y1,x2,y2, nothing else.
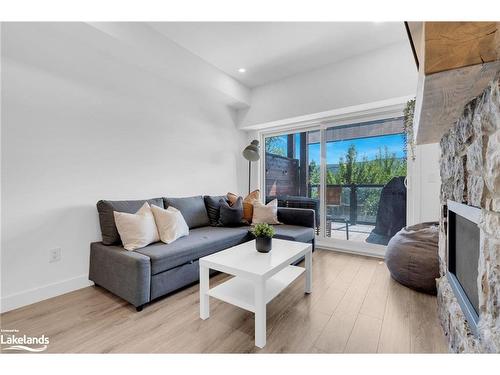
270,133,406,165
309,133,406,165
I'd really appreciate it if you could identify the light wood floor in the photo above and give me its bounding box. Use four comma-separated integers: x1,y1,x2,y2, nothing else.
0,250,449,353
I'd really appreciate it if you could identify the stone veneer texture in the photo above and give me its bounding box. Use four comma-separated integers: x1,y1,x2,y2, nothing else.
437,74,500,353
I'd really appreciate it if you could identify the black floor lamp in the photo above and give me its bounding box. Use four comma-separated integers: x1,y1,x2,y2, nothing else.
242,140,260,194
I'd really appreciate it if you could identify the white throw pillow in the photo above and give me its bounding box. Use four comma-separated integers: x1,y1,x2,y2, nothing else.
113,202,160,251
252,199,281,225
151,204,189,244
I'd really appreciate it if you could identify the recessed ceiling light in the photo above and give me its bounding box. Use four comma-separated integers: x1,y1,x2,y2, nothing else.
238,68,246,73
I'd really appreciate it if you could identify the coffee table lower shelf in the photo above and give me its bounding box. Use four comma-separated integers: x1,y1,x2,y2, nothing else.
207,265,304,313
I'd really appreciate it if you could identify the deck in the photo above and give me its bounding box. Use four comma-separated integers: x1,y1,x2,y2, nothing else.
328,223,375,242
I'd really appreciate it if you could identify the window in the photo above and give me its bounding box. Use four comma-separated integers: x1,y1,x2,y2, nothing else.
324,118,407,245
263,116,407,247
264,130,321,232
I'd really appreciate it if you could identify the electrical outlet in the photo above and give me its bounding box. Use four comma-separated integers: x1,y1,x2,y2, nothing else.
49,248,61,263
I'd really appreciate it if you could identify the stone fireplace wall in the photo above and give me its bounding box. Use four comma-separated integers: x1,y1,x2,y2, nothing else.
437,74,500,353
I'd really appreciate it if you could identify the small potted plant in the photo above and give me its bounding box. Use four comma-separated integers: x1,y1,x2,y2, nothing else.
251,223,275,253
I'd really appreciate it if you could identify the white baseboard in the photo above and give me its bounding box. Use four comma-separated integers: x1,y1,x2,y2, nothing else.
0,244,383,314
1,275,93,313
316,240,386,259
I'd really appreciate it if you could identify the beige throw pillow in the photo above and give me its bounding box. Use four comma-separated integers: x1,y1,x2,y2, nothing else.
252,199,281,225
113,203,160,251
151,204,189,244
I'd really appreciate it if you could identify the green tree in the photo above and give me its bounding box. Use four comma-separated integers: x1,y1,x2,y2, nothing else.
308,160,321,198
328,144,406,217
307,143,406,187
309,160,320,185
265,136,287,156
329,144,406,185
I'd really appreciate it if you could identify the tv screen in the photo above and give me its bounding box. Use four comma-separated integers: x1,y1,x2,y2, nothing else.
454,215,479,314
449,212,480,316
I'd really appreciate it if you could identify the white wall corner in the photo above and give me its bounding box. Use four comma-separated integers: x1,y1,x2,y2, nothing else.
87,22,251,109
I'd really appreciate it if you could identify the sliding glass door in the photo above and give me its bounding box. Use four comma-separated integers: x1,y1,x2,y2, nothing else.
262,114,408,251
323,118,407,246
264,130,321,233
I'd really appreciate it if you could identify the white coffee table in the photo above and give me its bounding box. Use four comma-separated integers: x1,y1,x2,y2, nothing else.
199,238,312,348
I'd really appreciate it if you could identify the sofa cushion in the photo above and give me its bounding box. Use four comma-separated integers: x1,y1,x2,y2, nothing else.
204,195,228,226
228,190,260,223
164,196,210,229
218,197,246,227
97,198,164,245
272,224,315,243
151,205,189,244
253,199,280,224
135,226,251,274
114,203,160,251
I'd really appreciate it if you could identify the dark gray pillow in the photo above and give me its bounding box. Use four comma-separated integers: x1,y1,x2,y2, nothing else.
164,196,210,229
204,195,228,226
218,197,246,227
96,198,164,245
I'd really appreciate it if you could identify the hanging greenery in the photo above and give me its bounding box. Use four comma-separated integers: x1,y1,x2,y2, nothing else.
404,98,416,161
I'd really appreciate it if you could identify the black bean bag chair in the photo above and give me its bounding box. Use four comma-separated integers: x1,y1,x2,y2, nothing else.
385,222,440,295
373,176,407,238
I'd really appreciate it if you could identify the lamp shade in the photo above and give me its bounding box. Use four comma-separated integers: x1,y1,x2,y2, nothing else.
242,140,260,161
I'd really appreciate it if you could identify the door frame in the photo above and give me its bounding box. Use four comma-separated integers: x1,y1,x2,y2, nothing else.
257,97,411,258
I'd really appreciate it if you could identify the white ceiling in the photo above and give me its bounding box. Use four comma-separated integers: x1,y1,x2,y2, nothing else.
149,22,408,88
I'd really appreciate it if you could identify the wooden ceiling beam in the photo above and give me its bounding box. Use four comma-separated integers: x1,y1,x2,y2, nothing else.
410,22,500,144
424,22,500,75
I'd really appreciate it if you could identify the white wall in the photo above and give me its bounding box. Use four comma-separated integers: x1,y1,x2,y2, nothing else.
237,41,417,129
407,143,441,225
0,23,248,312
241,41,443,228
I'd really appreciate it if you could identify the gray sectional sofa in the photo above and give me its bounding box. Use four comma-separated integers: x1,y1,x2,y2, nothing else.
89,195,315,311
